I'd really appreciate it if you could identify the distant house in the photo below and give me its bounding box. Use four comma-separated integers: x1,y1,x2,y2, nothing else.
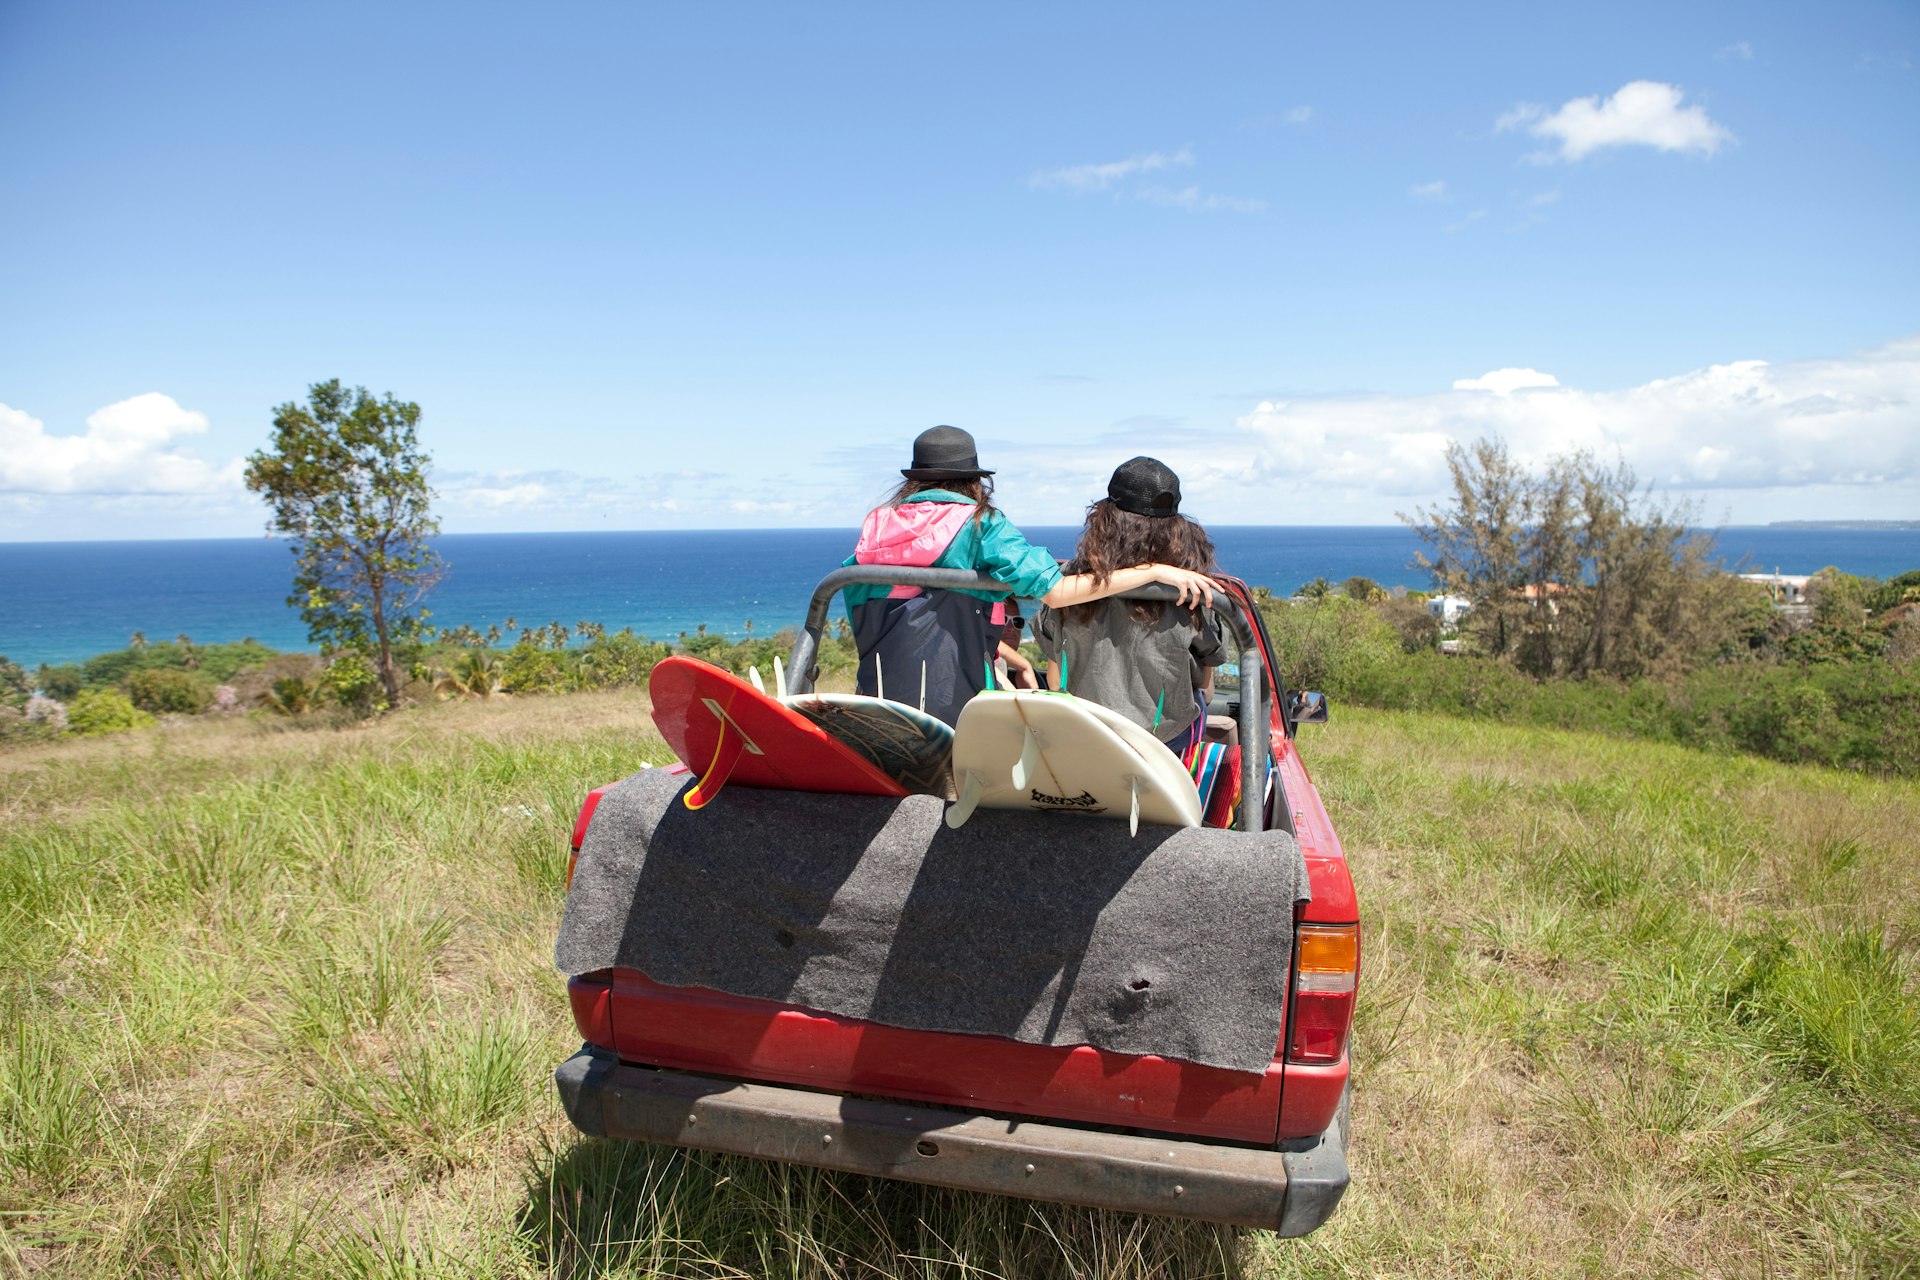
1426,594,1472,626
1738,572,1812,606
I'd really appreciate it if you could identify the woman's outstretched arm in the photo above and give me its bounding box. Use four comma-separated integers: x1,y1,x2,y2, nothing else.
1038,563,1222,610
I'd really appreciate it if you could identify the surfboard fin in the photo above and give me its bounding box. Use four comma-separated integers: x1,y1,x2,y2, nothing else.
683,697,765,810
947,769,985,829
748,666,765,694
773,655,787,699
685,723,747,809
1127,775,1141,837
1011,725,1041,791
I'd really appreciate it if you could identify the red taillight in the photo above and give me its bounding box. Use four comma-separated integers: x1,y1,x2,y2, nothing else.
568,973,615,1050
1288,923,1358,1065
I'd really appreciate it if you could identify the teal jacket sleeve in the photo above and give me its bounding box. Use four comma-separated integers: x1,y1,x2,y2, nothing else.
974,513,1064,599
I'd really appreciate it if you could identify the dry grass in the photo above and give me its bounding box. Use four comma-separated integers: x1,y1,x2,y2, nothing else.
2,697,1915,1278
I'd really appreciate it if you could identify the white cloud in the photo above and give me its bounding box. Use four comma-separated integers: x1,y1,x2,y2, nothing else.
1529,189,1562,206
1452,368,1562,395
1283,105,1314,125
1135,185,1266,214
1716,41,1754,61
1409,180,1448,201
1029,148,1193,192
1235,338,1920,498
0,393,243,494
1498,80,1734,162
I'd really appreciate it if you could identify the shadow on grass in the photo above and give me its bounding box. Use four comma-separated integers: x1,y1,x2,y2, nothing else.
519,1135,1249,1280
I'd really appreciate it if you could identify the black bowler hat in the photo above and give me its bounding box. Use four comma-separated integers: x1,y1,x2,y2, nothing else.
902,425,995,481
1107,456,1181,517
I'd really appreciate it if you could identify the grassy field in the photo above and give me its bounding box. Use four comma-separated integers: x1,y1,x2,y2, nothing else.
2,694,1915,1278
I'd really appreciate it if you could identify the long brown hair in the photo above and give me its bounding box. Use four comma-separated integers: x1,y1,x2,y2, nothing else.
1063,498,1217,624
885,476,998,525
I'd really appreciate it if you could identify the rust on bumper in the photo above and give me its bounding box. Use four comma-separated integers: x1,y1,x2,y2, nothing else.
555,1045,1348,1235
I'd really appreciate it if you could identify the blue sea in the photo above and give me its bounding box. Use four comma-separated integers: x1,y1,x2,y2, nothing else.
2,525,1916,669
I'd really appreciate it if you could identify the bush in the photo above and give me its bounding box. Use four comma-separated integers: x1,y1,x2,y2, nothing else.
1258,596,1406,694
320,652,386,715
0,656,30,710
125,668,212,715
500,644,574,695
35,664,83,701
67,689,154,735
0,706,60,745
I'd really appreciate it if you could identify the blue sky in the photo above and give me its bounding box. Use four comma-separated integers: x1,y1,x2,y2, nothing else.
2,0,1915,539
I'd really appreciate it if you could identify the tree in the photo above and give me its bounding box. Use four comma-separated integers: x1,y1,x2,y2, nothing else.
1404,437,1747,681
244,380,444,708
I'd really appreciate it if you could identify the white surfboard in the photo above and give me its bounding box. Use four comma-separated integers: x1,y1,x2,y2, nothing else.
946,690,1202,836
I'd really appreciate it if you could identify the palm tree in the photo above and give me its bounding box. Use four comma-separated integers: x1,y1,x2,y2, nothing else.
435,649,505,700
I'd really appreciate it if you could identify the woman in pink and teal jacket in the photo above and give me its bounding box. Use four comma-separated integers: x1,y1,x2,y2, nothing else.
842,426,1219,727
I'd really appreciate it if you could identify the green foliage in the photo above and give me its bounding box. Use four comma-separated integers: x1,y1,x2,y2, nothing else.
35,663,83,701
320,652,386,716
67,688,154,735
499,643,574,695
125,667,213,716
0,656,27,710
265,675,320,716
244,379,444,708
1279,612,1920,776
77,638,277,690
1257,594,1403,693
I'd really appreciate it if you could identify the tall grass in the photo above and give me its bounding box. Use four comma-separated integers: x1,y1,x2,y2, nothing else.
2,693,1915,1277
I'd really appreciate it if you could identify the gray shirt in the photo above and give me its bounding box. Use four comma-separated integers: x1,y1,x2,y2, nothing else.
1032,599,1225,742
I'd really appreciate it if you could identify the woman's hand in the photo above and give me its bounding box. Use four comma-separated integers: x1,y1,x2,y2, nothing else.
998,641,1039,690
1147,565,1224,608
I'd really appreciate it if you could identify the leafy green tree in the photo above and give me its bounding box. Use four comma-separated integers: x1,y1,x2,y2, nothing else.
244,380,445,708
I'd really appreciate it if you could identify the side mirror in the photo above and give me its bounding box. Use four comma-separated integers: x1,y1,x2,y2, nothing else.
1289,690,1329,725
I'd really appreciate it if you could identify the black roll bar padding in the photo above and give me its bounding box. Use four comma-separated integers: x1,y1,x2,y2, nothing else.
786,567,1270,834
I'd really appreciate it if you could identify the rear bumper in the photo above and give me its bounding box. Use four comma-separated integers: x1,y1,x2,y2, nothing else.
554,1044,1349,1236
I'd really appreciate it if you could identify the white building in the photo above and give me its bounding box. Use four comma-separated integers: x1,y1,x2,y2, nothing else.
1426,594,1472,626
1737,572,1812,606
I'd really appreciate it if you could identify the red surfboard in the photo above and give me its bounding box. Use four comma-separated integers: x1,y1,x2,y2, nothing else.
647,656,909,809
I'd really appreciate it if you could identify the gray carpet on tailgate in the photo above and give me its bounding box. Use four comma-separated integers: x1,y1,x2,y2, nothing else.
554,766,1310,1075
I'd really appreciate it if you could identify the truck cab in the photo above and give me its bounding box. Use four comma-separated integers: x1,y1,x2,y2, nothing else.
554,569,1358,1235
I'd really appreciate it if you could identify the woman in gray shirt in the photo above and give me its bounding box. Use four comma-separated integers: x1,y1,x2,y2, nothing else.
1032,457,1226,754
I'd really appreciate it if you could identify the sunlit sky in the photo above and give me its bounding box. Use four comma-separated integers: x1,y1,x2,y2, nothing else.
2,0,1916,540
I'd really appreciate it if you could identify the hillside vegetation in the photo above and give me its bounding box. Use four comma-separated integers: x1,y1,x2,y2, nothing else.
2,696,1915,1278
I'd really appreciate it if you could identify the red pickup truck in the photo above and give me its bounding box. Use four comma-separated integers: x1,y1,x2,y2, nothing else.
554,569,1357,1236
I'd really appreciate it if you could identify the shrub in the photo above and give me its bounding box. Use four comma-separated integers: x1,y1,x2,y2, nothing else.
321,652,386,715
125,667,212,715
500,644,574,695
67,689,154,735
1258,596,1404,694
35,664,83,701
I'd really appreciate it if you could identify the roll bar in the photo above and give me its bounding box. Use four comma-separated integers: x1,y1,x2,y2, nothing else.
784,567,1271,835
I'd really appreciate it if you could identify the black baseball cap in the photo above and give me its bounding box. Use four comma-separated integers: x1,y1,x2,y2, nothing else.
1107,456,1181,517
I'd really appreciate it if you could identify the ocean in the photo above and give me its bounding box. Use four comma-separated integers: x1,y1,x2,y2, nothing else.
2,525,1916,670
